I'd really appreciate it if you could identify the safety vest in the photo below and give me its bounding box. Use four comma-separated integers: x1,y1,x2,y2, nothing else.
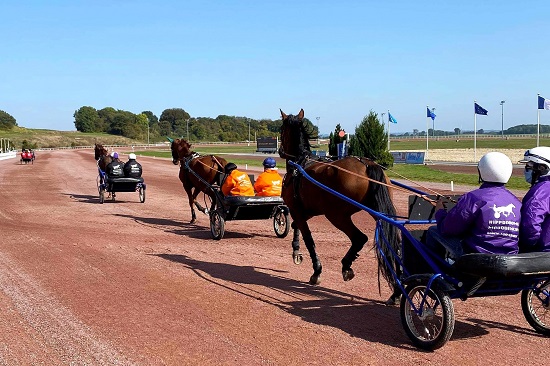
222,169,255,196
254,169,283,196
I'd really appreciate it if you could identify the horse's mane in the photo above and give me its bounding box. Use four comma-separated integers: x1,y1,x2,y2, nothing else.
283,114,316,158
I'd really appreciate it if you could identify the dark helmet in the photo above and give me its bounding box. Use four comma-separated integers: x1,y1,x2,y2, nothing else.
263,157,276,168
224,162,237,174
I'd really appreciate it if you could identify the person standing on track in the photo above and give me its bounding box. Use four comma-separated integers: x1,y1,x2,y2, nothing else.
254,157,282,196
221,162,254,196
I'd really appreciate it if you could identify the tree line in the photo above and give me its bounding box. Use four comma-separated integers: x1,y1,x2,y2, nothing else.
73,106,318,142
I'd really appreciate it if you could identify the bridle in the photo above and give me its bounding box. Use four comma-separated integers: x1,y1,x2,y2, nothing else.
279,114,310,161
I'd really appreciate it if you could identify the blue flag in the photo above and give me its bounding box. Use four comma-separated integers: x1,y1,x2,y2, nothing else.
427,107,436,120
388,113,397,124
539,95,550,110
474,102,488,115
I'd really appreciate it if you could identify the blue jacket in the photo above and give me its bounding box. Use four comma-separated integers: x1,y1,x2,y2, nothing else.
435,183,521,254
520,175,550,251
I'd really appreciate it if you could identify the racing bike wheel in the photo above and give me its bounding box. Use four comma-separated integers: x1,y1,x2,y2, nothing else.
210,210,225,240
400,283,455,350
273,207,290,238
139,187,146,203
521,280,550,336
99,189,105,204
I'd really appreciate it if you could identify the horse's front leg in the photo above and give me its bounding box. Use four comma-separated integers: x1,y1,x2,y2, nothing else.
294,221,322,285
183,185,197,224
291,221,302,265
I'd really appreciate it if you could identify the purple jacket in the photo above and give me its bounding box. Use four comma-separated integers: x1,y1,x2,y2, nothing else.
435,183,521,254
520,175,550,251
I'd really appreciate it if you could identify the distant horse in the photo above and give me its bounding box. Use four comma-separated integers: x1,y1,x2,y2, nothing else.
169,138,228,223
279,109,401,298
94,143,112,172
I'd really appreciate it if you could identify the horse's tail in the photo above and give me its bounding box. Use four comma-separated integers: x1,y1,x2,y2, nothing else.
365,164,401,294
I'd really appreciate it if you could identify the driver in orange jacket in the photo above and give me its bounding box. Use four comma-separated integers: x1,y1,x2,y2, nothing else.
221,163,255,196
254,157,282,196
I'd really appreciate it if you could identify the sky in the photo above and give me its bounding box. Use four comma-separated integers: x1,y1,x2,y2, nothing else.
2,0,550,135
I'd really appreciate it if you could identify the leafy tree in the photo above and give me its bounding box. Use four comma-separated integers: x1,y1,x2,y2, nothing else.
142,111,158,126
160,108,190,135
348,110,393,168
73,106,99,132
454,127,461,135
21,139,37,150
97,107,117,132
0,110,17,130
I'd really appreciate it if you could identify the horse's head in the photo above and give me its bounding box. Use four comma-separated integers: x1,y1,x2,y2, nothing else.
279,108,311,160
169,138,193,165
94,143,107,160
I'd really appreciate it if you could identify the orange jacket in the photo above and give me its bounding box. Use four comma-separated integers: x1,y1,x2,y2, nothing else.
254,169,283,196
222,169,255,196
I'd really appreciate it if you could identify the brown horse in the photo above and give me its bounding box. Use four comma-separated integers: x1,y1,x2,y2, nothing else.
169,138,228,223
94,143,112,172
279,109,400,296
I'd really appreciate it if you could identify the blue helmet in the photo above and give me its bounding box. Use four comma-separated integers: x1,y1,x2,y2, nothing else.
112,152,119,159
263,157,276,168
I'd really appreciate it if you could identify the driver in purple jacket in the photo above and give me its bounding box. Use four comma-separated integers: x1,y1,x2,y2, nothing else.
427,152,521,259
519,146,550,252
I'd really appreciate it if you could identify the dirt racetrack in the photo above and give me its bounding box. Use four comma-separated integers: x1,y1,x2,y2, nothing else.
0,149,544,365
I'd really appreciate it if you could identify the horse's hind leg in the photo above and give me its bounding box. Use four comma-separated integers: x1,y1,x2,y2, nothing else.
326,214,368,282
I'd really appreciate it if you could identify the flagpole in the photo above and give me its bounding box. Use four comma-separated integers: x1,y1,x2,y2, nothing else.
426,106,429,160
474,100,477,162
538,93,541,147
387,110,390,151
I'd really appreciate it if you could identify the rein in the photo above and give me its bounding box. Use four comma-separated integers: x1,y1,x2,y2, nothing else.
287,155,452,205
180,152,225,174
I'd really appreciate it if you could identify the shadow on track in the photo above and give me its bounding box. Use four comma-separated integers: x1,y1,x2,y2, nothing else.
154,254,492,350
114,213,277,240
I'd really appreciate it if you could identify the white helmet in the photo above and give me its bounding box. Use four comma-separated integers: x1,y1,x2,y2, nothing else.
128,153,137,160
521,146,550,166
478,152,512,183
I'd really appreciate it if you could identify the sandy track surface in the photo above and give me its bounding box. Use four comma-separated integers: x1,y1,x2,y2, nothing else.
0,150,545,365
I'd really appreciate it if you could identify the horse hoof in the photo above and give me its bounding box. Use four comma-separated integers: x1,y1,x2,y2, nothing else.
384,296,400,306
190,219,196,224
293,253,303,265
309,275,321,285
342,269,355,282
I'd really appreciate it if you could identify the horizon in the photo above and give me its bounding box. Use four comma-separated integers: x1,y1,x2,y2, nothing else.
2,1,549,135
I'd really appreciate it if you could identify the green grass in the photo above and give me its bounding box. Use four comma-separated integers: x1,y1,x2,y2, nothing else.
134,149,265,168
135,148,529,190
389,137,550,150
386,164,529,190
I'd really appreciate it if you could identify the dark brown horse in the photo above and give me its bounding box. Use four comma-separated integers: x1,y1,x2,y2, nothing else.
279,109,400,297
169,138,228,223
94,143,112,172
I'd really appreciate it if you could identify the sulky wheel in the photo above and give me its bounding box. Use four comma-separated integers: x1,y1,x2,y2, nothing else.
209,209,225,240
273,206,290,238
521,280,550,336
400,283,455,350
99,189,105,204
139,187,146,203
